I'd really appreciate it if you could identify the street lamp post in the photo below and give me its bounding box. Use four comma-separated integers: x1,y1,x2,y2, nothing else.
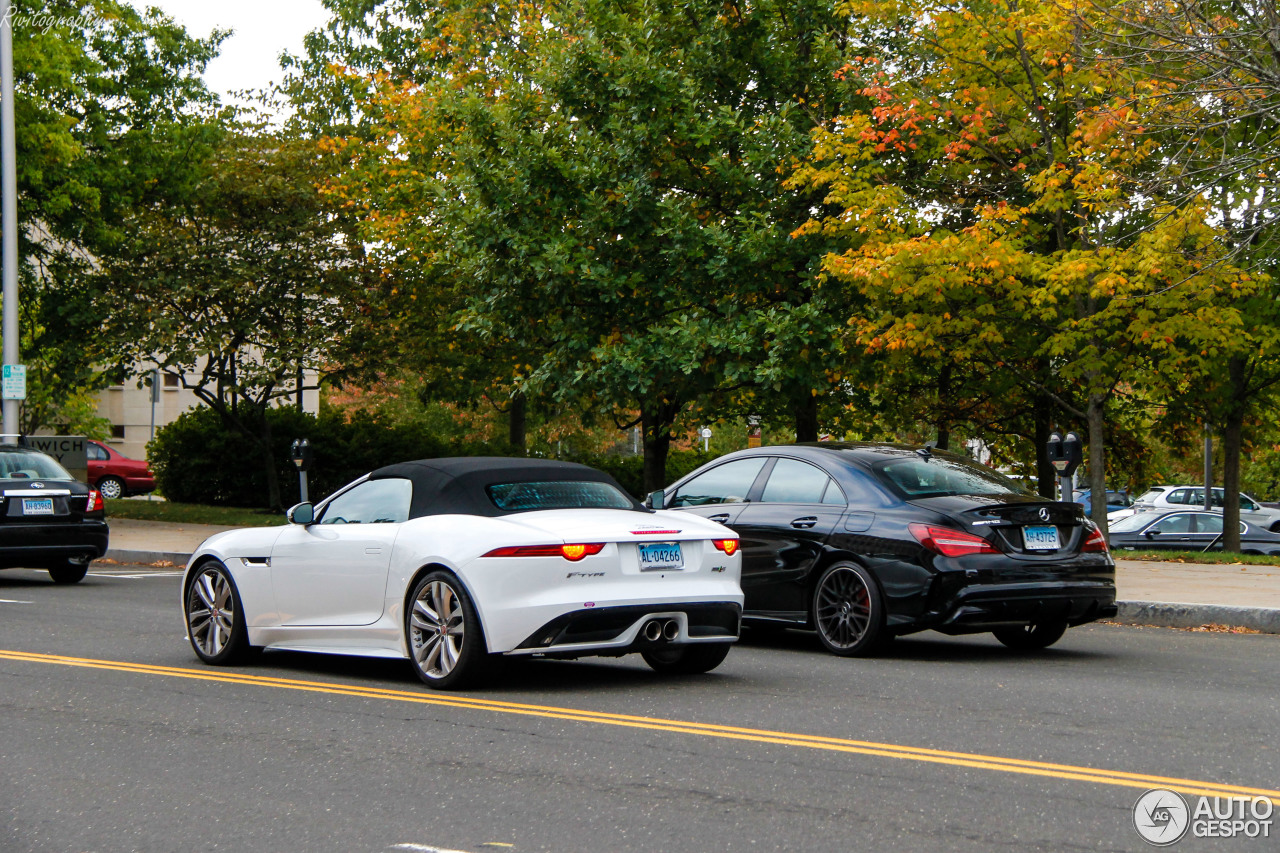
0,1,20,442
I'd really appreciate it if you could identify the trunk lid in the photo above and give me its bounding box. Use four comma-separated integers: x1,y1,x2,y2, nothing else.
1,479,91,523
909,494,1090,556
500,508,727,543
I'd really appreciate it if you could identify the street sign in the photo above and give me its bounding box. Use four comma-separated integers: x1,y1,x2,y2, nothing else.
1,363,24,400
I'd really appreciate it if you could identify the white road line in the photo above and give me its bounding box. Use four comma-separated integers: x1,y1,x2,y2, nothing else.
391,845,475,853
88,571,184,579
0,598,33,604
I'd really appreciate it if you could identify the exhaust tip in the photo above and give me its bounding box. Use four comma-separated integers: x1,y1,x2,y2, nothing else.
662,619,680,641
642,620,662,642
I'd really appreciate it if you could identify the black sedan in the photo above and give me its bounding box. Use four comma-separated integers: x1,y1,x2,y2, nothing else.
654,443,1116,655
0,445,108,583
1108,509,1280,555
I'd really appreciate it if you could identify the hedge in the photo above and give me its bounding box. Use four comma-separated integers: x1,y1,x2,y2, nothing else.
149,406,716,508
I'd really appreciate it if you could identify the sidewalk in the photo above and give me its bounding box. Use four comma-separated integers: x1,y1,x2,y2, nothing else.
99,520,1280,633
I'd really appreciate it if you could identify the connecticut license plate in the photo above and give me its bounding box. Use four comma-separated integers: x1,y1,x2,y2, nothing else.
1022,525,1059,550
638,542,684,571
21,498,54,516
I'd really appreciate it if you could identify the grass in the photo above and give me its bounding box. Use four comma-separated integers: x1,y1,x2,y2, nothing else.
1112,549,1280,566
104,499,285,528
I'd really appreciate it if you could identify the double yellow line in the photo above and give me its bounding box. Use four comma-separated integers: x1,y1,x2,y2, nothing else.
2,648,1275,800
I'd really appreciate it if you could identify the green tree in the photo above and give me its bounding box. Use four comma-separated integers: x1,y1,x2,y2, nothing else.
97,127,365,509
297,0,861,488
791,0,1252,531
6,1,224,432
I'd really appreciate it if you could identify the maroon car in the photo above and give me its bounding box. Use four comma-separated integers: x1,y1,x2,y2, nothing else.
86,440,155,499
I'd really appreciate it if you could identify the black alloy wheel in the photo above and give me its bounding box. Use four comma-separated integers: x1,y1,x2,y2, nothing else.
185,561,255,664
641,642,732,675
406,571,500,690
812,563,885,656
48,561,88,585
992,620,1068,650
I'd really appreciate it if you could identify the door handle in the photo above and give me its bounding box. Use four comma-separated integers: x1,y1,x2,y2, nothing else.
708,513,730,524
791,517,818,529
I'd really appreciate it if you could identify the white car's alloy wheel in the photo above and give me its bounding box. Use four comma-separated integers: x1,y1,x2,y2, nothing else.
406,571,497,689
410,579,466,679
185,562,252,664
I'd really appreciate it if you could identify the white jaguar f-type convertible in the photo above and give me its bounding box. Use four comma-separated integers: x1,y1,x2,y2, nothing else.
181,457,743,688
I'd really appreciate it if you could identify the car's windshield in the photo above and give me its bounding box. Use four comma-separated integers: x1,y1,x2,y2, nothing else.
0,450,73,480
872,455,1025,499
487,480,635,512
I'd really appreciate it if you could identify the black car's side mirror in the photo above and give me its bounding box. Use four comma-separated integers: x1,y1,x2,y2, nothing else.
287,502,314,525
1145,528,1161,537
647,489,666,510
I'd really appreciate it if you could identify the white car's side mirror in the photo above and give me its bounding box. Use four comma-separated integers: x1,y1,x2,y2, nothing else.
287,502,314,524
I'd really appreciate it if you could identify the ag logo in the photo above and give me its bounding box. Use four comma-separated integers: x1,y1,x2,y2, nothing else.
1134,789,1190,846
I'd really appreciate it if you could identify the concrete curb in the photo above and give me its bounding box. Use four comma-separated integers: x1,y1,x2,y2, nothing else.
1114,601,1280,634
102,549,190,567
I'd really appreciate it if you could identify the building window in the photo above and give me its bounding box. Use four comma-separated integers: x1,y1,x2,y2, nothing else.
163,373,180,389
110,424,126,439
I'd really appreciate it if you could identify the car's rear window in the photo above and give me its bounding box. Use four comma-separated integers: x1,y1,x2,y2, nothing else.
0,451,73,480
872,456,1024,499
486,480,634,512
1135,488,1168,503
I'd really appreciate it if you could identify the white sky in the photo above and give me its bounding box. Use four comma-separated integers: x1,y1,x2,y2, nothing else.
134,1,333,103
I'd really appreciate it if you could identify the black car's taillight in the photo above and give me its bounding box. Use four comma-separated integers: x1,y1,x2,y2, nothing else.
84,490,104,513
1082,527,1108,552
909,523,999,557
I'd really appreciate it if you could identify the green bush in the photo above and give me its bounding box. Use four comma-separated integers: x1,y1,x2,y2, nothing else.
149,406,501,508
149,405,715,507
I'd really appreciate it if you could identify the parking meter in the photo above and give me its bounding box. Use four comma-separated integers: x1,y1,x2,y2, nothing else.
1046,431,1083,502
290,439,312,503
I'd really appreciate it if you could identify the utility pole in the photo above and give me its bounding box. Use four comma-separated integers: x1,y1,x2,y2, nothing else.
0,1,19,442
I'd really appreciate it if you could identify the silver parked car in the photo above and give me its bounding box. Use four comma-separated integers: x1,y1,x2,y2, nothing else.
1119,485,1280,532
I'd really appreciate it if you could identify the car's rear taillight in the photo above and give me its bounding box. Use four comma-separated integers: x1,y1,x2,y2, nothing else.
908,523,999,557
482,543,606,561
84,490,103,513
712,539,739,556
1082,527,1109,552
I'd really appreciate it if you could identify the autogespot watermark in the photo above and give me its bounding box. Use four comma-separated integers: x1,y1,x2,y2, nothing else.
1,5,104,35
1133,789,1274,846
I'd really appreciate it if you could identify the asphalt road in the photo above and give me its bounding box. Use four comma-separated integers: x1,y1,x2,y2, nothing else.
2,566,1277,853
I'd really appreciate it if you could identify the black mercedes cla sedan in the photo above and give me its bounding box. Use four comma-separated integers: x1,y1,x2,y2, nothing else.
0,445,108,584
655,443,1116,655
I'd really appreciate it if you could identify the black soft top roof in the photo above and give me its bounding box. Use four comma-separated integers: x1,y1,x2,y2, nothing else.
367,456,644,518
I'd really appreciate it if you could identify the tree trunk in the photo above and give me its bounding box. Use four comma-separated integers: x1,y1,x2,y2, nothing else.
1221,356,1248,552
259,412,282,511
1034,400,1056,499
640,402,677,494
1086,393,1108,537
935,362,952,450
794,393,819,442
508,390,527,453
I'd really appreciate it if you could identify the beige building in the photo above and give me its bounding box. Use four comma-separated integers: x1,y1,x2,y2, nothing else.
95,369,320,461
